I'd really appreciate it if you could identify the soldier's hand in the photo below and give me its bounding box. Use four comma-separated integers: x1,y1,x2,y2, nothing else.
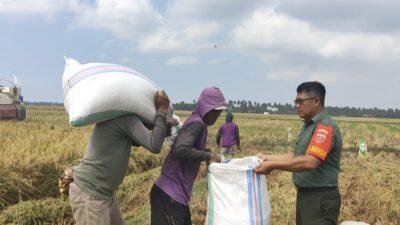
154,90,170,114
254,161,273,175
257,153,268,161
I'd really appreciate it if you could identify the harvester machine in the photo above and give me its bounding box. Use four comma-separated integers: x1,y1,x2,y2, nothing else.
0,78,26,121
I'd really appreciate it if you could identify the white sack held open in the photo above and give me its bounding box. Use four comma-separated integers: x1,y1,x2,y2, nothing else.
62,57,167,127
206,157,271,225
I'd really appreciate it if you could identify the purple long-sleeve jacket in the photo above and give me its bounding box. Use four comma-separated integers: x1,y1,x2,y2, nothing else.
155,87,226,205
217,122,239,147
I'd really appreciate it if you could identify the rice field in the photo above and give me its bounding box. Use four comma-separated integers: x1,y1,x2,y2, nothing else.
0,106,399,225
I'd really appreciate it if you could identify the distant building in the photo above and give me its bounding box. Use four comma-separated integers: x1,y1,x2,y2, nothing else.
267,106,278,112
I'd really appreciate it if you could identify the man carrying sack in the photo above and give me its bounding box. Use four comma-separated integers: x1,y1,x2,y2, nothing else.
69,90,171,225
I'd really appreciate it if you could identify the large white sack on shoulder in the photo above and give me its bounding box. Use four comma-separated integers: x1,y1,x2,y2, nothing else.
62,57,166,126
206,156,271,225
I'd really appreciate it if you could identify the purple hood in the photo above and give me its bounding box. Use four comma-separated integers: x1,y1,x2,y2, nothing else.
193,87,227,120
181,87,226,132
180,87,227,152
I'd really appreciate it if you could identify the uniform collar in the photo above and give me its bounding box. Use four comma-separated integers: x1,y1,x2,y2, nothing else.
311,110,327,124
303,110,326,126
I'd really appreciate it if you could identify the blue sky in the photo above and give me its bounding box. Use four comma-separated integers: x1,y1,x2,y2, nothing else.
0,0,399,109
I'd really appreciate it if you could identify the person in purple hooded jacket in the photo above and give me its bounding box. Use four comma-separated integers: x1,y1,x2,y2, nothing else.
150,87,227,225
216,111,240,161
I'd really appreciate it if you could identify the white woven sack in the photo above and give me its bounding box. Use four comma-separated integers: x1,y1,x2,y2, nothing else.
164,114,183,146
62,57,167,126
206,157,271,225
341,222,370,225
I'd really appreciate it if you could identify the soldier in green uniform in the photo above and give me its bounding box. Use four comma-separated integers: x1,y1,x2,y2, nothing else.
255,81,342,225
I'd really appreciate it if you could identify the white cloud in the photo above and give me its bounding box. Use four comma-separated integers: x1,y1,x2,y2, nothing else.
0,0,163,40
0,0,72,17
125,0,267,53
73,0,262,52
317,33,400,61
2,0,400,59
232,9,322,54
166,0,266,24
232,9,400,61
276,0,400,32
135,0,267,53
138,22,219,52
231,8,400,85
0,0,222,53
71,0,163,40
165,56,199,66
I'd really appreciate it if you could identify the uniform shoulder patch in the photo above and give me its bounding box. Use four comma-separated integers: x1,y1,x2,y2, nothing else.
306,124,334,160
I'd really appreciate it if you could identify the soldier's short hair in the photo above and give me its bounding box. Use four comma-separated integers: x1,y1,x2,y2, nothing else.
297,81,326,106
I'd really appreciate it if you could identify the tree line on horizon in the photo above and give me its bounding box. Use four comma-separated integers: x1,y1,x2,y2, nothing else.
173,100,400,119
25,100,400,119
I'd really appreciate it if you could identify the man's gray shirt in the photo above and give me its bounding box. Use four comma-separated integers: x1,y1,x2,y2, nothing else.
73,113,167,199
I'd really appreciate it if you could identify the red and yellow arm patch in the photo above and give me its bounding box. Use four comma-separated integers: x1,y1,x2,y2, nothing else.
306,124,334,161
